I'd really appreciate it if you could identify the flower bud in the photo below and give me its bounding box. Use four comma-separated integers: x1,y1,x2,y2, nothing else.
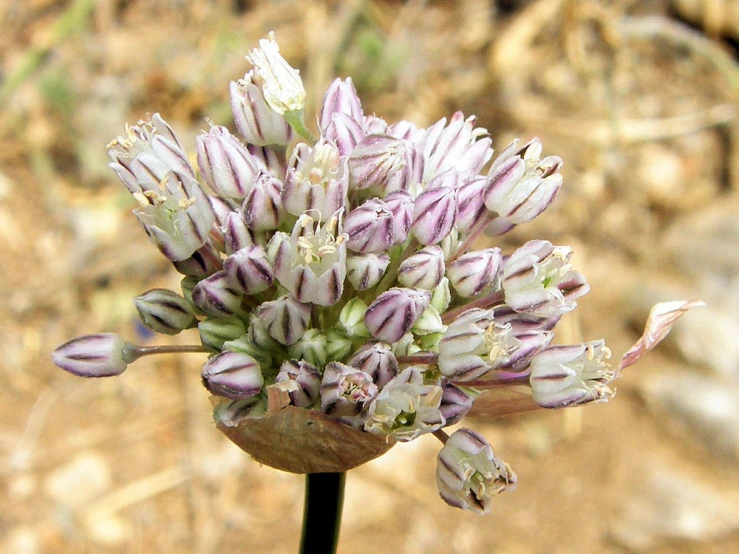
319,77,363,133
411,175,458,245
201,351,264,400
326,329,354,361
347,341,398,388
364,288,431,344
256,294,311,346
348,135,417,192
431,277,452,313
242,172,285,231
398,246,445,290
134,288,196,335
197,125,260,199
198,316,247,351
52,333,133,378
392,332,422,357
223,245,274,295
502,240,589,318
191,271,244,317
346,252,390,291
439,382,475,426
287,329,328,367
222,334,273,370
214,396,267,427
324,113,365,156
344,198,395,253
222,211,254,255
172,242,223,278
446,248,502,297
246,32,307,116
364,367,444,441
383,190,414,244
230,77,294,146
455,176,487,233
436,428,517,514
529,340,614,409
412,305,447,336
275,360,322,408
337,298,370,339
321,362,378,428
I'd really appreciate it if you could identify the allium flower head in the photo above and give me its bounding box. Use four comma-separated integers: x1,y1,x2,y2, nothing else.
53,32,700,512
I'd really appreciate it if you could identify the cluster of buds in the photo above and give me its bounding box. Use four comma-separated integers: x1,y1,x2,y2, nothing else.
53,32,701,514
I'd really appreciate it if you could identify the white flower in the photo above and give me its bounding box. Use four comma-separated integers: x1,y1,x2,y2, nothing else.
246,31,306,115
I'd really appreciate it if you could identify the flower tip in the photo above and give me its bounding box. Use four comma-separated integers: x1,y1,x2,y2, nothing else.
52,333,131,378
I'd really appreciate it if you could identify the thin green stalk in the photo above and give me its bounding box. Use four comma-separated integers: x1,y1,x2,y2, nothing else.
300,472,346,554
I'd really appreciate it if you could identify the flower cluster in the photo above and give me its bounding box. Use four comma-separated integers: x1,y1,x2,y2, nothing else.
52,33,700,514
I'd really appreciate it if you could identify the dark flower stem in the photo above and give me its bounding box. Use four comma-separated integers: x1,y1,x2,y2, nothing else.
300,472,346,554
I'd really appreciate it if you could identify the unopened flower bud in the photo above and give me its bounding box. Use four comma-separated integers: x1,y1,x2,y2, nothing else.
324,112,365,156
455,176,487,233
173,242,223,278
411,175,458,245
447,248,502,297
246,32,306,116
321,362,378,428
222,334,273,370
502,240,589,318
198,316,247,351
224,245,274,295
398,246,445,290
52,333,134,378
214,396,267,427
191,271,244,317
197,125,260,199
276,360,322,408
344,198,395,253
430,277,452,313
287,329,328,367
412,305,447,336
529,340,614,409
346,252,390,291
348,135,417,192
201,351,264,400
319,77,363,132
439,382,475,426
242,172,285,231
364,367,444,441
326,329,354,361
436,428,517,514
337,298,370,339
134,288,196,335
230,77,294,146
347,342,398,388
364,288,431,344
383,191,414,244
222,211,254,255
256,294,311,346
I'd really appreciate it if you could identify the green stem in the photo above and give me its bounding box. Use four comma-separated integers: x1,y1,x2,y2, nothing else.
300,472,346,554
285,110,317,143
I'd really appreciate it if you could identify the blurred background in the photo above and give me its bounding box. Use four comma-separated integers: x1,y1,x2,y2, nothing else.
1,0,738,552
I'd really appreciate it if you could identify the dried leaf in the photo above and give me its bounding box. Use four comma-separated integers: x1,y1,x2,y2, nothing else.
468,386,540,419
